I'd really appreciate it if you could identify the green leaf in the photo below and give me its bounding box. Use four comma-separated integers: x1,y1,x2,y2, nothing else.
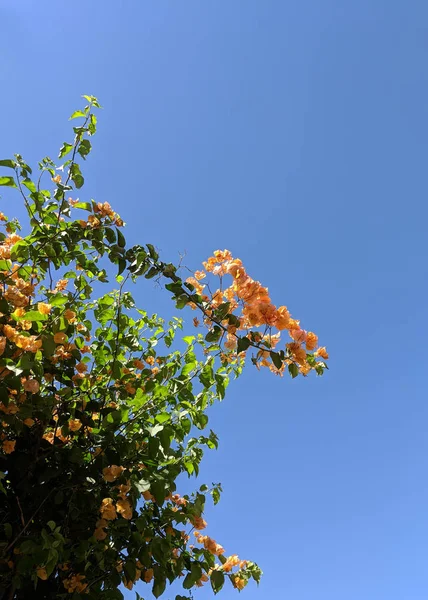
146,243,159,261
58,142,73,159
288,363,299,378
155,412,170,424
237,336,251,354
10,241,29,262
215,302,231,321
134,479,150,494
74,201,92,210
124,560,136,583
118,258,126,275
0,159,16,168
183,574,194,590
145,267,158,279
14,310,48,322
70,163,84,189
105,228,116,244
0,176,17,188
270,351,283,369
69,110,86,119
22,178,36,193
210,570,225,593
116,228,126,248
205,325,222,343
199,362,214,388
88,113,97,135
49,294,68,307
212,488,220,505
152,576,166,598
78,139,91,159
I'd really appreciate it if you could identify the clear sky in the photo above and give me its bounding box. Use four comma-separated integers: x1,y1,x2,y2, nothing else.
2,1,428,599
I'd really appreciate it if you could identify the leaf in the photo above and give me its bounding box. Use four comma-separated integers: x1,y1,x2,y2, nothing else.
0,176,17,188
237,336,251,354
155,412,170,424
69,110,86,119
10,241,29,262
288,363,299,378
210,570,225,593
58,142,73,159
70,163,84,189
151,481,166,505
146,243,158,260
74,201,92,211
270,351,283,369
0,159,16,168
205,325,222,343
22,178,36,193
78,139,91,159
49,294,68,307
124,560,136,583
145,267,158,279
134,479,150,494
211,487,220,505
215,302,231,321
116,228,126,248
88,113,97,135
14,310,48,322
199,362,214,388
181,362,196,377
152,576,166,598
118,258,126,275
183,573,194,590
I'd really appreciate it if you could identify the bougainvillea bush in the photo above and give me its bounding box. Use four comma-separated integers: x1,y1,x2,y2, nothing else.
0,97,328,599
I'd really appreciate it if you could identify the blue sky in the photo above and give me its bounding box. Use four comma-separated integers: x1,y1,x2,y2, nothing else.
2,1,428,598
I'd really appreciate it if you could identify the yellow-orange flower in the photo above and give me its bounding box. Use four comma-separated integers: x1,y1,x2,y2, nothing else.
23,379,40,394
94,527,107,541
68,419,82,432
36,567,48,580
190,516,207,530
37,302,52,315
315,346,329,360
100,498,117,520
63,573,87,594
116,498,132,519
305,331,318,351
222,554,241,572
64,309,76,322
233,576,246,590
143,568,154,583
53,332,67,344
289,328,307,344
2,440,16,454
102,465,125,482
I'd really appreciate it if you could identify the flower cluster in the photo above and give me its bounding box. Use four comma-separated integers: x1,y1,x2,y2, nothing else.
188,249,329,376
